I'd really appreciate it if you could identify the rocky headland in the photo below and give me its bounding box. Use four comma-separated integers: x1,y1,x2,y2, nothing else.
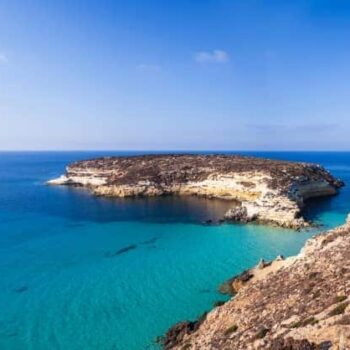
48,154,343,228
162,216,350,350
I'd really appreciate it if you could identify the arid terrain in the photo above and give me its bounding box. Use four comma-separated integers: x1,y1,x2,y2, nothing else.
162,216,350,350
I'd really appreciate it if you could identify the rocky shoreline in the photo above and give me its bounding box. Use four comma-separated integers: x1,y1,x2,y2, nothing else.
48,154,343,229
48,154,349,348
162,216,350,349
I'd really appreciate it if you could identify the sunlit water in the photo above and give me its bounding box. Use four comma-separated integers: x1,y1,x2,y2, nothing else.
1,151,350,350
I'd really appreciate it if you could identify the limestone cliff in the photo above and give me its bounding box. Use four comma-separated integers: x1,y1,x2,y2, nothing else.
48,154,343,228
162,216,350,350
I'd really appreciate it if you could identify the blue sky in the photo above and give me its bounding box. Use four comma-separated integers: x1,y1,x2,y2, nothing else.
1,0,350,150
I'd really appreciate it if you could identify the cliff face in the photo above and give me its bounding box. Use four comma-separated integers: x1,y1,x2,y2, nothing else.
48,154,343,228
163,217,350,350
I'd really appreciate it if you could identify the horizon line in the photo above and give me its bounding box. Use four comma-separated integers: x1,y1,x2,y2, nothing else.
1,149,350,153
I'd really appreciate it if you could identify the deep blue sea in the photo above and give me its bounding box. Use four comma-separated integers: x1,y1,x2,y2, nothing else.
1,151,350,350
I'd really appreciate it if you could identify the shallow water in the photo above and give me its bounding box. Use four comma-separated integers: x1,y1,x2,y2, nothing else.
1,151,350,350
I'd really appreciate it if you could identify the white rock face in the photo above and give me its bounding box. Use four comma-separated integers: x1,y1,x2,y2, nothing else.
51,174,107,186
47,175,69,185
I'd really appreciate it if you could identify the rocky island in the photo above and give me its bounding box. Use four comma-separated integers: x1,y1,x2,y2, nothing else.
162,216,350,350
49,154,343,228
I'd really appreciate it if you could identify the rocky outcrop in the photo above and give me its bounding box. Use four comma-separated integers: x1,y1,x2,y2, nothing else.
163,216,350,350
48,154,343,228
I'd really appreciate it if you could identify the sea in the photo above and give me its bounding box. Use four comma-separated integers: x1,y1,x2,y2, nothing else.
1,151,350,350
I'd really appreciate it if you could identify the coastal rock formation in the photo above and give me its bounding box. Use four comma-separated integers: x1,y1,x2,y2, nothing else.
162,216,350,350
48,154,343,228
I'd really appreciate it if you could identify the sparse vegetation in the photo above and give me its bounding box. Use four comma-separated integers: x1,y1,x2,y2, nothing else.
224,324,238,335
334,295,347,303
341,267,348,274
313,290,321,298
329,302,349,316
290,317,318,328
308,271,319,279
255,327,269,339
238,181,255,188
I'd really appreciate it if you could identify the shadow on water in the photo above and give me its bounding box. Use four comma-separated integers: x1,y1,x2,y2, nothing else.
302,194,340,224
41,186,238,225
12,286,28,294
104,244,138,258
103,237,160,258
140,237,159,245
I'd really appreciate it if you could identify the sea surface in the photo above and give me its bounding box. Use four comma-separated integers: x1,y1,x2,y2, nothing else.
1,151,350,350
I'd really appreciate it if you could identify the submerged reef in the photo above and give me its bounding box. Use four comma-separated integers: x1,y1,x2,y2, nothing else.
48,154,343,228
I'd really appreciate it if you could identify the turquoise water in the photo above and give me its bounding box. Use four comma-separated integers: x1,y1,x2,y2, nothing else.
1,152,350,350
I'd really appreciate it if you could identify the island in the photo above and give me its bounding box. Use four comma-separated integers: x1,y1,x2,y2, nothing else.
48,154,343,228
162,216,350,349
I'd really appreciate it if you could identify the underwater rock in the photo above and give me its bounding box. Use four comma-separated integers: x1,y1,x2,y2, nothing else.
104,244,137,257
12,286,28,294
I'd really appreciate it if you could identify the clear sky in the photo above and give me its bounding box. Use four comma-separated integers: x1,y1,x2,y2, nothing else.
1,0,350,151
